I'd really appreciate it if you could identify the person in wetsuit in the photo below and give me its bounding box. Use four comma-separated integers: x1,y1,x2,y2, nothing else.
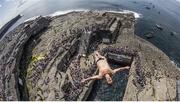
81,51,130,85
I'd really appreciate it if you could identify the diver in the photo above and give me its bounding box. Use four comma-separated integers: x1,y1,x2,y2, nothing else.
81,51,130,85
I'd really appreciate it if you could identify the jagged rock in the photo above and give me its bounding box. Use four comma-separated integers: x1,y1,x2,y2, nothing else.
107,52,132,65
106,17,117,29
0,16,51,100
155,24,163,30
110,19,121,43
170,31,177,36
177,80,180,101
78,29,93,55
102,38,111,44
145,33,154,39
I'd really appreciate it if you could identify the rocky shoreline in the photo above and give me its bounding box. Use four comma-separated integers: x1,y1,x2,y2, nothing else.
0,14,22,39
0,11,180,101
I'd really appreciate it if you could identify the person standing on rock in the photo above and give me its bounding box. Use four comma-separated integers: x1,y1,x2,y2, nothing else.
81,51,130,85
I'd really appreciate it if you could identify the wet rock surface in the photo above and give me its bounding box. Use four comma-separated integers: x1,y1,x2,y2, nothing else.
0,11,180,101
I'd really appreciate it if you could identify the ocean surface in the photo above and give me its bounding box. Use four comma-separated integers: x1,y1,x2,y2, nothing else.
1,0,180,67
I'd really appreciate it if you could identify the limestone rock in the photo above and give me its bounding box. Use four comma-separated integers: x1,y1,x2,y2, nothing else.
0,16,51,100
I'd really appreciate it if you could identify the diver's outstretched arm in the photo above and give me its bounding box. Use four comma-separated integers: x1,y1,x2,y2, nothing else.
81,75,102,83
112,66,130,74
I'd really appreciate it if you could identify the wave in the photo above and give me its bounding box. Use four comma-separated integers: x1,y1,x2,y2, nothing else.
49,9,143,19
107,10,143,19
24,15,41,22
48,9,88,17
170,59,180,68
24,9,143,22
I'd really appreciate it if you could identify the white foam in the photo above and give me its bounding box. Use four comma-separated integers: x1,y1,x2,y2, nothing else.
124,10,143,19
171,59,180,69
24,9,88,22
107,10,143,19
24,15,40,22
171,60,176,65
48,9,143,19
48,9,88,17
24,9,142,22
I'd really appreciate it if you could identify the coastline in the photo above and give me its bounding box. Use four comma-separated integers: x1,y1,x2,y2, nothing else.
24,9,142,22
0,14,22,39
22,9,179,67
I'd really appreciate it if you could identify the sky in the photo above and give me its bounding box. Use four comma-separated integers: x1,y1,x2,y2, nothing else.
0,0,180,28
0,0,40,28
176,0,180,2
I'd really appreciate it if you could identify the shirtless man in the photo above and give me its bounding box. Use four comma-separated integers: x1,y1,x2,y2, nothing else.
81,51,130,85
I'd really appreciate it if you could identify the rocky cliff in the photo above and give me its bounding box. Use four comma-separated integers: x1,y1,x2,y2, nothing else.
0,11,179,101
0,14,22,39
